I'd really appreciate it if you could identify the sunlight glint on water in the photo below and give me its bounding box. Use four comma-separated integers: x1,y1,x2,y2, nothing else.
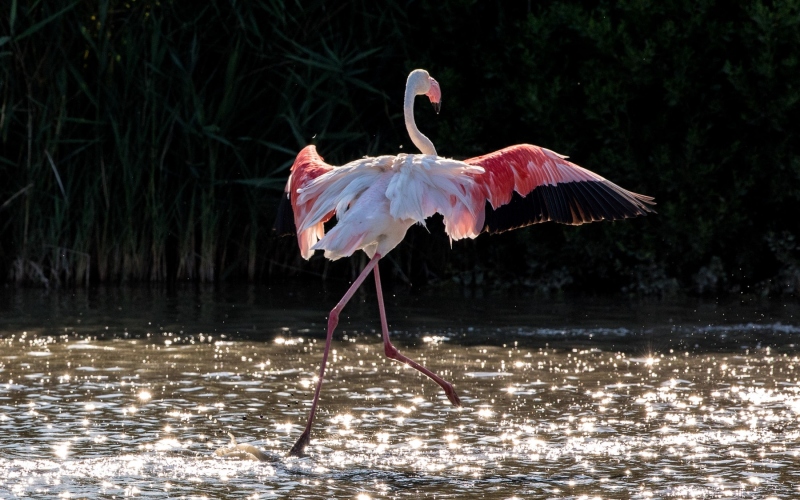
1,290,800,498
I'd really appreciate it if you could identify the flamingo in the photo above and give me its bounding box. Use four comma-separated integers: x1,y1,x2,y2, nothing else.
276,69,654,456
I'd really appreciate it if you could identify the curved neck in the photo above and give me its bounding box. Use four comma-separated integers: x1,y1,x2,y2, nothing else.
404,86,437,156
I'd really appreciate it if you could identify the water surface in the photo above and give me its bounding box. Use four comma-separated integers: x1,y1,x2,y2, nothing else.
1,286,799,498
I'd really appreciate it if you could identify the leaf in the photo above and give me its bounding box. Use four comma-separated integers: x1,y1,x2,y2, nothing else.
231,177,287,190
45,150,68,203
13,1,80,43
204,131,233,147
65,63,98,107
9,0,16,36
0,155,17,167
256,140,298,156
0,183,33,212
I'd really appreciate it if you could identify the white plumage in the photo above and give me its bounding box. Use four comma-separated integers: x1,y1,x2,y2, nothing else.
295,153,486,260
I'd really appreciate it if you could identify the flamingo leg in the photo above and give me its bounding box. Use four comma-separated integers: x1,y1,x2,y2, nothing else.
288,253,382,457
373,261,462,407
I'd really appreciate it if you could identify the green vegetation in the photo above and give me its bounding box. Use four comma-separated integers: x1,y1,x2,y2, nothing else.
1,1,799,296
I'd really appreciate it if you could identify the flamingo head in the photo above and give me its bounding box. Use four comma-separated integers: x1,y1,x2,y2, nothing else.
408,69,442,114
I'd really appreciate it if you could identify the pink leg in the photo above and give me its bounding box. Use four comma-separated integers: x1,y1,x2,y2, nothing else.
288,253,382,457
373,261,462,407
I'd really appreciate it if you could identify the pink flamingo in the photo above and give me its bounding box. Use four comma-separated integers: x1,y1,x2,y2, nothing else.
278,69,654,456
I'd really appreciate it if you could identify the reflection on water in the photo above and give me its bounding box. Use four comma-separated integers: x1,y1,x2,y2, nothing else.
0,286,799,498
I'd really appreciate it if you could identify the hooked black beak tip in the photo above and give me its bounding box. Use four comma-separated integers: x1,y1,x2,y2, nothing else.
432,102,441,114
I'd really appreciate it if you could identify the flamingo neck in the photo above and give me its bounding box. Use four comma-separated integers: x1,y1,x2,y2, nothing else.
404,87,437,156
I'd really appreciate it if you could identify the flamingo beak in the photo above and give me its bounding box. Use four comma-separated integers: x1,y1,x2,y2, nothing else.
427,77,442,114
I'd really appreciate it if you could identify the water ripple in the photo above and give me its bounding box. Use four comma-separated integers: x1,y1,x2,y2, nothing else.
1,295,800,498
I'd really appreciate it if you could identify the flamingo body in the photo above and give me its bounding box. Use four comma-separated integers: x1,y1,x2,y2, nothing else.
288,148,487,260
276,69,654,457
283,143,654,260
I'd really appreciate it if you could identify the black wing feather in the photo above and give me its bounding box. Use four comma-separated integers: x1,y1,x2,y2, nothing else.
483,180,654,235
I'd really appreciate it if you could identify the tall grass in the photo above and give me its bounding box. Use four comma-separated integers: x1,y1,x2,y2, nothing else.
2,1,799,295
1,0,407,286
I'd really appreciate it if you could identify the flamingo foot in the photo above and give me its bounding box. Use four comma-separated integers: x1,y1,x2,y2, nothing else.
288,430,310,457
444,383,462,407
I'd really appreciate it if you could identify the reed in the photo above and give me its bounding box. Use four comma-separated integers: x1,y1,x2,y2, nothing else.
2,1,799,295
1,0,406,286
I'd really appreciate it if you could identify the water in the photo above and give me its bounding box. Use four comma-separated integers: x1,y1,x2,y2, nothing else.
1,285,799,498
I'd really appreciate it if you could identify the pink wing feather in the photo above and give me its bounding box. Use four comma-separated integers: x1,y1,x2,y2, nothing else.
283,145,336,258
464,144,655,233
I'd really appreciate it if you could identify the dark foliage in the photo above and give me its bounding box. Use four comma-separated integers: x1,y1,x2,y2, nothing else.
1,0,798,296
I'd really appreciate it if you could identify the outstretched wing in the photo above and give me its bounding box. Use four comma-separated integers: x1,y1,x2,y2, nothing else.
464,144,655,234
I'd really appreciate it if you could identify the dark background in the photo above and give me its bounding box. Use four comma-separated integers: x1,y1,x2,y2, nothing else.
1,0,798,297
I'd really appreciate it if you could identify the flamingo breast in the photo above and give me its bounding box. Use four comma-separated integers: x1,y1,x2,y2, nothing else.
310,173,414,260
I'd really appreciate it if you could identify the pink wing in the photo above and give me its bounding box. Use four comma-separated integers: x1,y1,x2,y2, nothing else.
464,144,655,233
274,145,335,257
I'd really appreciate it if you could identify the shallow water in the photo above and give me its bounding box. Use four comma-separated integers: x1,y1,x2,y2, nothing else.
1,285,799,498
